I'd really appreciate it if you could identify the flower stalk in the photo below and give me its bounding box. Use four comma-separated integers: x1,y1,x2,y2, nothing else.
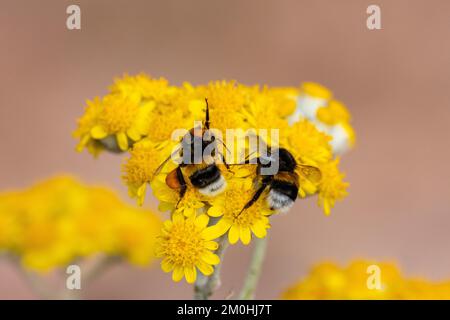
238,236,268,300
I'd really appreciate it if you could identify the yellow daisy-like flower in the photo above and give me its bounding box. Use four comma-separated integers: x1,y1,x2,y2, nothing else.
90,94,153,151
282,260,450,300
241,86,291,131
73,97,104,156
122,138,176,206
317,158,349,215
286,120,332,167
191,81,250,134
202,178,272,245
109,73,178,105
0,176,162,272
156,214,220,284
146,105,194,145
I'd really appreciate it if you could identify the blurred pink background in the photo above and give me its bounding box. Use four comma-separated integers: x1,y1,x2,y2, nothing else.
1,0,450,299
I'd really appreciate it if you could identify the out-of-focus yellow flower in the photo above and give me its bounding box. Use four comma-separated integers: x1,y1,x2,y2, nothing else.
202,178,272,245
282,260,450,300
156,214,220,284
0,176,162,272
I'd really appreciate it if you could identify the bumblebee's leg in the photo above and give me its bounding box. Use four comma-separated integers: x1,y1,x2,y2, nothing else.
238,180,270,216
218,152,230,170
175,166,187,208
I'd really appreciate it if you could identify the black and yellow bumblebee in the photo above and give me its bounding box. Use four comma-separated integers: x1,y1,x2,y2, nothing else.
154,99,229,204
239,145,321,214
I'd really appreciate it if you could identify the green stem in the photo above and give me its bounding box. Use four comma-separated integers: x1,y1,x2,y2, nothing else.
238,236,268,300
194,235,228,300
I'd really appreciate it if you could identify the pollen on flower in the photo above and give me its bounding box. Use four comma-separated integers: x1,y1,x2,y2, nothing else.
287,120,332,166
204,179,272,245
100,95,140,133
122,141,160,203
156,214,220,283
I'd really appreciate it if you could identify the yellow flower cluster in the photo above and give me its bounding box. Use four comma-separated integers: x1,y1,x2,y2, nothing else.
282,260,450,300
74,74,355,283
0,176,161,272
288,82,356,156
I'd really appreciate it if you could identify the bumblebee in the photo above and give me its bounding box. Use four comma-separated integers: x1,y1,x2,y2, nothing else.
154,99,229,204
239,146,321,213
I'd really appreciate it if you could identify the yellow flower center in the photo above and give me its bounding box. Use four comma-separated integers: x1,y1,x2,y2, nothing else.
146,107,190,142
100,95,140,133
123,141,161,185
220,183,266,228
160,220,205,266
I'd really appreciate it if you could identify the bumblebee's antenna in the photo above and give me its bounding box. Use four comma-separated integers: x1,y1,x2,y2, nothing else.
205,98,210,130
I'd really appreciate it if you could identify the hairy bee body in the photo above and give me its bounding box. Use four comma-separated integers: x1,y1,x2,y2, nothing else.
156,99,228,205
240,147,320,214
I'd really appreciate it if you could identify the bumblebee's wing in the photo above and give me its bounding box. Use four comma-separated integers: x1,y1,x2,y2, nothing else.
165,168,181,189
297,164,322,184
153,146,181,178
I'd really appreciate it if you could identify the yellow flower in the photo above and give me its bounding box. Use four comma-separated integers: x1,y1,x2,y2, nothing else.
73,97,104,156
0,176,162,272
286,120,332,166
90,94,153,151
241,86,291,131
109,73,178,105
317,158,349,215
285,120,332,198
122,139,176,206
287,82,356,156
156,214,220,283
112,207,162,266
146,105,193,145
191,81,249,134
202,178,272,245
282,260,450,300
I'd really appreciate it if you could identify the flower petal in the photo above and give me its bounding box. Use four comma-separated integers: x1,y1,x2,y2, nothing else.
250,221,267,238
127,127,141,141
201,251,220,265
207,206,224,217
161,259,174,273
183,207,195,218
172,266,184,282
228,225,240,244
195,214,209,230
240,226,251,245
204,241,219,250
196,261,214,276
184,266,197,284
116,132,129,151
202,219,231,240
90,125,108,139
172,212,184,224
